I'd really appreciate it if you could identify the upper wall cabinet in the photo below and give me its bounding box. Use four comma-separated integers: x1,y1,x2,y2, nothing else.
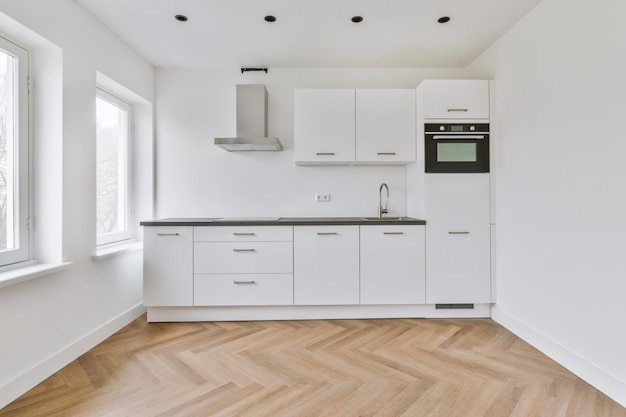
355,89,416,164
421,80,490,120
294,89,416,165
294,89,356,164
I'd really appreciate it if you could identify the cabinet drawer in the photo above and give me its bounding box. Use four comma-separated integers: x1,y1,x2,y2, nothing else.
194,226,292,242
194,274,293,306
194,242,293,273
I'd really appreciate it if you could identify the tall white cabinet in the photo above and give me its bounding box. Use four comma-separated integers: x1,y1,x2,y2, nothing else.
425,174,491,304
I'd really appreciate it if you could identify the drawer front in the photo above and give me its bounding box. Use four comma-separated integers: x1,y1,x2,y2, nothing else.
194,242,293,273
194,274,293,306
194,226,293,242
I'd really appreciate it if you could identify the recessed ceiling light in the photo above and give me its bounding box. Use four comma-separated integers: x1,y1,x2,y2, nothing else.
264,15,277,23
438,16,451,24
175,14,188,22
351,16,364,23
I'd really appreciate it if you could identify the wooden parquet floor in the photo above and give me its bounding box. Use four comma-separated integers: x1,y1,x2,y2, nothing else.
2,316,625,417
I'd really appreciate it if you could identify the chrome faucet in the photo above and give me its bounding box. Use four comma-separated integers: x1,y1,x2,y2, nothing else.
378,183,389,218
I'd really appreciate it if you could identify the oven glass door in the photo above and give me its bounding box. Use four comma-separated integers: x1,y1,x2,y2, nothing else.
437,142,478,162
425,134,489,173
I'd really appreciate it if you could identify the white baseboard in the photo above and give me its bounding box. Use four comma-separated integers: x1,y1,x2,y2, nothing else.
492,307,626,408
0,303,146,409
146,304,492,322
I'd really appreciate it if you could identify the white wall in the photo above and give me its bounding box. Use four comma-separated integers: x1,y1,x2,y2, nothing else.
155,68,467,220
468,0,626,406
0,0,154,408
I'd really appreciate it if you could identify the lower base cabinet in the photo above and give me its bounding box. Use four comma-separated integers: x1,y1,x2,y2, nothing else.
294,226,360,305
360,225,425,304
143,220,491,320
143,226,193,307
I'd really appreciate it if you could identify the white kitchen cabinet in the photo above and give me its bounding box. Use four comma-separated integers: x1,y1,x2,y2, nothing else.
143,226,193,306
194,225,292,242
425,174,491,304
294,89,356,164
194,242,293,274
193,226,294,306
294,226,360,305
422,80,490,119
295,88,416,165
360,225,425,305
194,274,293,306
355,89,416,164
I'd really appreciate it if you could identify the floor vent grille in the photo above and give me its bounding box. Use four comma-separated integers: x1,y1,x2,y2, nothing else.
435,303,475,310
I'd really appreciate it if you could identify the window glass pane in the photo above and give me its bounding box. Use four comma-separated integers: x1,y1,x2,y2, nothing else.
96,95,128,237
0,49,16,252
437,143,477,162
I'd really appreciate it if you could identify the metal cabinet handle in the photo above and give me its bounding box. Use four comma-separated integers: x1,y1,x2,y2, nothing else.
232,248,256,252
233,280,256,285
377,152,397,156
447,108,469,112
317,232,338,235
432,135,485,140
233,233,255,236
448,231,470,235
157,233,179,236
383,232,404,235
316,152,336,156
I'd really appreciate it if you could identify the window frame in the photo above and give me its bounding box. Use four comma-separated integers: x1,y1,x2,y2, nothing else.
95,87,133,246
0,34,30,267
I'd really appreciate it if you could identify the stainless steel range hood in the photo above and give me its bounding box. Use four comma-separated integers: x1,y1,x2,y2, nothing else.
214,84,283,151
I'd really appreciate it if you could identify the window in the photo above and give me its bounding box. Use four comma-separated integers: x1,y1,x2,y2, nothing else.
0,35,30,267
96,88,132,246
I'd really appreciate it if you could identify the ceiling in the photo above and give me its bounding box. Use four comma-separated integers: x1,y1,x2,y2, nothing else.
77,0,543,69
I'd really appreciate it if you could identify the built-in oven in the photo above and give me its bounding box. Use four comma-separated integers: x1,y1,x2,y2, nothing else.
424,123,489,173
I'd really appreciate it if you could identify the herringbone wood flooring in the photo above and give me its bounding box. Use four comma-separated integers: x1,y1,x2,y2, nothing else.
2,316,624,417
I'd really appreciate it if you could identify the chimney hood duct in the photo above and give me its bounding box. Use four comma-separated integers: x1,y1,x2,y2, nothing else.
214,84,283,151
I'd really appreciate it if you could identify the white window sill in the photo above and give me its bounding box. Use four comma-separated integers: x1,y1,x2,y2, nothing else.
0,262,73,289
93,240,143,261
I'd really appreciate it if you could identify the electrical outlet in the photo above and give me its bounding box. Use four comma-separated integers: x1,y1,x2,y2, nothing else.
315,194,331,202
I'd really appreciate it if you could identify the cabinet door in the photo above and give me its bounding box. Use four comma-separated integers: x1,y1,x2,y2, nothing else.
425,174,491,304
422,80,489,119
294,89,355,164
294,226,359,305
356,89,416,164
143,226,193,306
360,225,425,304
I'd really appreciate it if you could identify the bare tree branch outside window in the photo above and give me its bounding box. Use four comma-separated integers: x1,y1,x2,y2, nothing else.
0,51,14,251
96,95,129,239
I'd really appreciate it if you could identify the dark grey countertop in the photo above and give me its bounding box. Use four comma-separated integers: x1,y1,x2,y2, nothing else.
140,217,426,226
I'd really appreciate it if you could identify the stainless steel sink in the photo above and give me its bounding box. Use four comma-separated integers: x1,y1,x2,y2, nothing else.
212,217,280,221
362,217,414,221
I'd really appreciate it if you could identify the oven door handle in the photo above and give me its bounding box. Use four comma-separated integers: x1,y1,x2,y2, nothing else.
432,135,486,140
